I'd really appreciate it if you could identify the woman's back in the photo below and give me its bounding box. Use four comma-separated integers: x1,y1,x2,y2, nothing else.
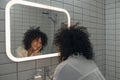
53,55,105,80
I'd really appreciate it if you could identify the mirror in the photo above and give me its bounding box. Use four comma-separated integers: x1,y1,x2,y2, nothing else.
5,0,70,62
10,4,68,57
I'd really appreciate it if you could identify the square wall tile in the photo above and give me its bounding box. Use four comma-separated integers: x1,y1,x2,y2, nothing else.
116,7,120,13
115,24,120,30
90,0,96,5
106,14,115,20
106,50,115,56
116,62,120,71
74,13,82,21
83,15,90,22
90,5,97,12
116,51,120,57
51,1,63,8
83,9,89,16
0,54,13,64
53,0,64,2
64,0,73,5
106,40,115,45
106,64,115,72
106,19,115,24
106,55,115,61
90,11,97,17
106,70,115,77
116,19,120,24
116,67,120,73
36,58,51,68
116,72,120,79
106,45,115,50
0,42,5,53
0,0,9,9
0,9,5,20
18,69,35,80
106,3,115,9
106,9,115,15
81,1,90,9
0,21,5,31
18,60,35,71
74,0,82,8
51,57,59,65
106,34,115,40
116,13,120,19
64,4,73,12
0,73,17,80
36,0,50,5
74,7,82,14
106,59,115,65
82,21,90,27
106,29,115,34
81,0,89,3
0,63,16,75
97,8,104,14
105,0,115,4
0,32,5,42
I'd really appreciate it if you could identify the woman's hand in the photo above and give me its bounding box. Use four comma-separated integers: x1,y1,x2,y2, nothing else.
33,47,41,56
27,47,41,56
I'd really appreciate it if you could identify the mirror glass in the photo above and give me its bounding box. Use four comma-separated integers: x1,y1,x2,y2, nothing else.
10,4,68,58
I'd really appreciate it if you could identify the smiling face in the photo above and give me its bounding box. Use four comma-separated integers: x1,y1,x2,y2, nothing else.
31,38,42,51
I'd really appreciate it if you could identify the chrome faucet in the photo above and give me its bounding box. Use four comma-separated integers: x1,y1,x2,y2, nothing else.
41,66,53,80
34,66,53,80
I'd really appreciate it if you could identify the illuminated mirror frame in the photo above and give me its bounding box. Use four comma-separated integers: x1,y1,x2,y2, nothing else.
5,0,70,62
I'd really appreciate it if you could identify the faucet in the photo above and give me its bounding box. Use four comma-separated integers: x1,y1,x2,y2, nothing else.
34,66,52,80
41,66,53,80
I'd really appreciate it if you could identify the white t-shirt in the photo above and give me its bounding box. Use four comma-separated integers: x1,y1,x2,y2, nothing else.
53,55,105,80
16,46,41,58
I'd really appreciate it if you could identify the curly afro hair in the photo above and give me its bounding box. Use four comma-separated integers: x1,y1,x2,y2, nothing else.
54,24,93,61
23,27,48,51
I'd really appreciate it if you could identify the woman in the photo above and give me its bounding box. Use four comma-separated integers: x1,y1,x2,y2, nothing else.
16,27,48,57
53,24,105,80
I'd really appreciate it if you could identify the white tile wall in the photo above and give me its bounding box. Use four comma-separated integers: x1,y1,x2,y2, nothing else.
0,0,106,80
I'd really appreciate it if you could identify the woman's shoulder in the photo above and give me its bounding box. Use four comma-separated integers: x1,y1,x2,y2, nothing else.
16,46,28,57
53,59,83,80
16,46,25,50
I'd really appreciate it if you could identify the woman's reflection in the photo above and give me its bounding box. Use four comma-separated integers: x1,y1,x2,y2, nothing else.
16,27,48,57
